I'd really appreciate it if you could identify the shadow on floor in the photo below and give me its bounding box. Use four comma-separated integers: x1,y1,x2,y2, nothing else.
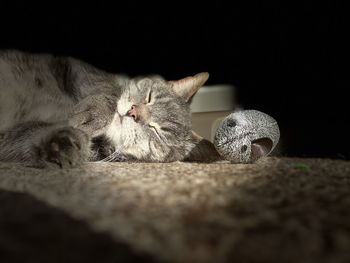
0,189,157,263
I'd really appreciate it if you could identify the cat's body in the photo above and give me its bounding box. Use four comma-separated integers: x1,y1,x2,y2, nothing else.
0,50,214,167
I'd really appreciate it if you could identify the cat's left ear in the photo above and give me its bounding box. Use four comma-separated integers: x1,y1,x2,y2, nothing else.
169,72,209,102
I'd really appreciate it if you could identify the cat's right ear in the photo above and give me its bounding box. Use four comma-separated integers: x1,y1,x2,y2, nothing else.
168,72,209,102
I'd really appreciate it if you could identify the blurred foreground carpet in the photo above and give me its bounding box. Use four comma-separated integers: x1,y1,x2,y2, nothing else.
1,158,350,263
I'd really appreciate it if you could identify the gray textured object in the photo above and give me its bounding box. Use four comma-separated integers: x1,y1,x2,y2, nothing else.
214,110,280,163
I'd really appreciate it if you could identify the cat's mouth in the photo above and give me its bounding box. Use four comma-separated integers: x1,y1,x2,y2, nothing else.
117,113,124,124
116,113,132,125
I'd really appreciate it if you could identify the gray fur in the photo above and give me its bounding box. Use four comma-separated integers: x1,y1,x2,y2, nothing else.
0,50,206,167
214,110,280,163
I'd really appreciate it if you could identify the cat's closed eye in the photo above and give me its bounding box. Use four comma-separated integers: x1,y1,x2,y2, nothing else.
146,90,152,105
160,126,172,133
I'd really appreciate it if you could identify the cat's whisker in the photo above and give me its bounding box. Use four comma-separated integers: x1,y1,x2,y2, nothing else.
100,153,116,162
98,148,124,163
97,152,115,163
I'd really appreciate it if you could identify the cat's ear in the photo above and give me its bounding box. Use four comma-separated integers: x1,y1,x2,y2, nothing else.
168,72,209,102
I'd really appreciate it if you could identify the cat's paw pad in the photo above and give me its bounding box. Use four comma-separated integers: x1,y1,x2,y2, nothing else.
42,128,90,168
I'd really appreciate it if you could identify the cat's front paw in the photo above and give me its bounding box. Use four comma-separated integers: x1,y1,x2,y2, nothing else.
40,127,90,168
68,94,117,137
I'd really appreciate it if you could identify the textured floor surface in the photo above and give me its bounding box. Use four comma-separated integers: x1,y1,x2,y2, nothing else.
1,157,350,263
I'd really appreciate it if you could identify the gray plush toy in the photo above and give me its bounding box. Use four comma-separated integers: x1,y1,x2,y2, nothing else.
213,110,280,163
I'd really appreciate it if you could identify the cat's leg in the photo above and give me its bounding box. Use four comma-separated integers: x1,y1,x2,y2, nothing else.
184,131,223,162
68,93,117,138
0,122,90,168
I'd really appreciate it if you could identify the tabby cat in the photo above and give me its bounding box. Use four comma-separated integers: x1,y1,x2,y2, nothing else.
0,50,217,168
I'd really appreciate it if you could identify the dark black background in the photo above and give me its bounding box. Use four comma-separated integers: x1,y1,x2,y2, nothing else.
1,1,348,159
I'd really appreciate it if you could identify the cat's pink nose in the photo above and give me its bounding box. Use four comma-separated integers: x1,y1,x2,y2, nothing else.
127,105,138,121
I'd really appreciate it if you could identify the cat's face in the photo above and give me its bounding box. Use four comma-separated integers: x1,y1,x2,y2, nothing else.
106,73,209,162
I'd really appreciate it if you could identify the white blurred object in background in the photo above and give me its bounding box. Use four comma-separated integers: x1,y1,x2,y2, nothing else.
190,84,236,142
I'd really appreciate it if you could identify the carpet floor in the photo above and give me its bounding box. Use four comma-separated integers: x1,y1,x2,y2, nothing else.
0,157,350,263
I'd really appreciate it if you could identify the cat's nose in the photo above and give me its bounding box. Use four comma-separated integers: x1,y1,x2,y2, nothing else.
127,105,138,121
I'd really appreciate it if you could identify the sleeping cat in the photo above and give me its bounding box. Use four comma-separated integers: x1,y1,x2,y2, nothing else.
0,50,218,168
